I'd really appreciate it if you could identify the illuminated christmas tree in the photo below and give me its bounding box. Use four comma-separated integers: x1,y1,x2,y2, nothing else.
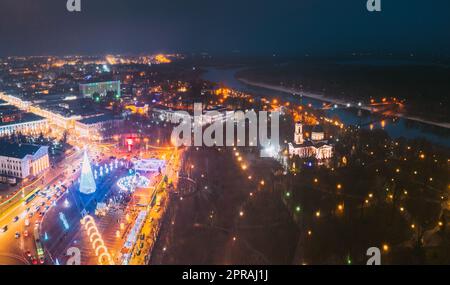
79,149,96,195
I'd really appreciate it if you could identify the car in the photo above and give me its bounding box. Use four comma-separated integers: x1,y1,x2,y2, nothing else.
26,207,31,213
13,216,19,223
23,230,29,237
41,202,45,207
28,212,34,218
15,232,20,239
139,242,144,249
0,226,7,233
136,249,141,256
35,206,41,212
30,256,38,265
39,257,45,264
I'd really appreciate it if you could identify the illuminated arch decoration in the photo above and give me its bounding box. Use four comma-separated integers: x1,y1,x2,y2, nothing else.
80,215,114,265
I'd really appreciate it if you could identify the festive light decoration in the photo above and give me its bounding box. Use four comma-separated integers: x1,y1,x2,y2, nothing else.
79,150,96,195
81,215,114,265
132,158,166,172
117,174,151,192
59,212,70,230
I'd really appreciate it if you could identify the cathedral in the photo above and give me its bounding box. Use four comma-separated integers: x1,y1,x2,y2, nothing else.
288,122,333,160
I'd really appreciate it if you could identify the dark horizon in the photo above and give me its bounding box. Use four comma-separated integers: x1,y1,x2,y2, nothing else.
1,0,450,57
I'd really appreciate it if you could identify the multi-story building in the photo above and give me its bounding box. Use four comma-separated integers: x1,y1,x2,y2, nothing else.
0,92,31,110
74,114,124,141
0,143,50,181
288,123,333,160
125,103,149,116
0,113,49,137
152,105,233,125
29,104,82,130
79,81,121,99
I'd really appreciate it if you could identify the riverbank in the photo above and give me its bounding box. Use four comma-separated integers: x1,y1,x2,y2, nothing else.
238,78,450,130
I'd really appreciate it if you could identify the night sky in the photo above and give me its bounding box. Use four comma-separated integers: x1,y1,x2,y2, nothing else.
1,0,450,56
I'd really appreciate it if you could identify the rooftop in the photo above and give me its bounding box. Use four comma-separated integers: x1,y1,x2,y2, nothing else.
37,99,104,118
0,143,44,159
0,105,21,116
312,125,325,133
0,113,46,127
78,113,122,125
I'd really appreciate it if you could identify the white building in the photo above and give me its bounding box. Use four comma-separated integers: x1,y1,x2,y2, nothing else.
0,143,50,180
0,92,31,110
0,114,49,137
74,114,124,141
29,104,81,130
288,123,333,160
152,106,236,125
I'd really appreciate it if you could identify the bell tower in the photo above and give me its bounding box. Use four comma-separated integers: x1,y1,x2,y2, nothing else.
294,122,304,145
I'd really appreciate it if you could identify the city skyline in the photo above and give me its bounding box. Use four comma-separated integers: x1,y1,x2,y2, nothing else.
0,0,449,271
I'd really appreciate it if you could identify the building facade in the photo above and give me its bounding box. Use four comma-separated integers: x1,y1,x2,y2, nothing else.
74,114,124,141
0,143,50,180
80,81,121,99
288,122,333,160
0,114,49,137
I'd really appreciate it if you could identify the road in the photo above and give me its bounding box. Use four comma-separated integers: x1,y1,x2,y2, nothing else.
1,139,182,265
0,149,83,265
41,164,128,265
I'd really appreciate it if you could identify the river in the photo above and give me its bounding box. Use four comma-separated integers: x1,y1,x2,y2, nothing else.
202,68,450,147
